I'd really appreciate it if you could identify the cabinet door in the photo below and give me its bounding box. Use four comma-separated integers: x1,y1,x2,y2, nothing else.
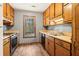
10,6,14,17
7,4,11,20
50,4,54,20
63,4,72,22
45,38,49,52
43,12,46,26
48,39,54,56
55,3,63,17
46,17,49,26
55,44,70,56
3,3,7,18
46,8,49,18
75,4,79,56
3,42,10,56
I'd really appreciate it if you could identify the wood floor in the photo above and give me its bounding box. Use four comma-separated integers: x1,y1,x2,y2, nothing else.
12,43,49,56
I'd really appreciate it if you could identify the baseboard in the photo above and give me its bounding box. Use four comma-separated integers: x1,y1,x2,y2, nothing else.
18,42,41,46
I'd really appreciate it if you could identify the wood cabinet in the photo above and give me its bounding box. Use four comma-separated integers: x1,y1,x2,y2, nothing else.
3,3,14,26
55,44,70,56
45,17,50,26
43,7,50,26
43,12,46,26
49,4,54,20
55,3,63,17
45,36,71,56
3,37,10,56
45,8,49,18
73,4,79,56
10,6,14,17
7,4,11,20
3,3,7,18
55,38,71,56
55,39,70,50
45,37,54,56
45,7,50,26
43,3,63,26
63,4,72,22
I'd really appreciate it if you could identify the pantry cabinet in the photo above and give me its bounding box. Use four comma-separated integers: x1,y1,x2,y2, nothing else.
63,4,72,22
49,4,54,20
55,3,63,17
72,4,79,56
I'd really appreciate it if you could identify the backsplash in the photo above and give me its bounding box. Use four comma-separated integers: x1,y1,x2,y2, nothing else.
48,24,72,32
3,25,7,32
3,25,13,32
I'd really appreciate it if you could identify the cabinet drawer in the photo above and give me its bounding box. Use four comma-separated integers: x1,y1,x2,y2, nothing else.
3,37,10,45
47,37,54,42
55,44,70,56
55,39,70,50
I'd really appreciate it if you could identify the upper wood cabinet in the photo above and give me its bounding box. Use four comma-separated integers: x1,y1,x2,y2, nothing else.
43,11,46,26
45,17,50,26
3,3,7,18
63,4,72,22
7,4,11,20
3,3,14,26
45,8,49,18
43,7,50,26
55,3,63,17
49,3,55,20
10,6,14,17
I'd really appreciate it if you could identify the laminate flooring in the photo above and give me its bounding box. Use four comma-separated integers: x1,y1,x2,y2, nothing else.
12,43,49,56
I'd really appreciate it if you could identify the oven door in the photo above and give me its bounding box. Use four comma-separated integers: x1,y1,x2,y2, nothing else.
11,37,17,48
10,35,17,55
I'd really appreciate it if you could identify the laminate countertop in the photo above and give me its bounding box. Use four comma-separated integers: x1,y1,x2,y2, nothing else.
39,30,72,43
3,30,19,39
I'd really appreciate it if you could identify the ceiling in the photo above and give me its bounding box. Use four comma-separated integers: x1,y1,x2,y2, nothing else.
10,3,51,13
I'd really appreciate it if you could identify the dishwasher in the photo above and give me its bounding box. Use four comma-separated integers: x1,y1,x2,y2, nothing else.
40,33,45,49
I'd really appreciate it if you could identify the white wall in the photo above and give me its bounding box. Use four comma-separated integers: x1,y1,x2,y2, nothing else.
0,5,3,56
12,10,43,44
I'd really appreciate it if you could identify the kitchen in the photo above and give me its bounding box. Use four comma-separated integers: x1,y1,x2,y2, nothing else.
2,3,79,56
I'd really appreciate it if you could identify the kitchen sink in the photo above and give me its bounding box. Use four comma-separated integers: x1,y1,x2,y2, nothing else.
47,31,65,36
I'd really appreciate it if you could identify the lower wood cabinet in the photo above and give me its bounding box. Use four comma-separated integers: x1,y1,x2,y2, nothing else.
55,44,70,56
45,37,54,56
45,36,71,56
3,37,10,56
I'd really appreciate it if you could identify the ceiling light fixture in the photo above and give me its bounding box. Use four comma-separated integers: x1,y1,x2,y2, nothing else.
32,5,36,7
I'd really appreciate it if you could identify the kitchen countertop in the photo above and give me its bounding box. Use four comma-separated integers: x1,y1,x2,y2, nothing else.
3,35,10,39
3,30,19,39
4,30,19,34
39,30,72,43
